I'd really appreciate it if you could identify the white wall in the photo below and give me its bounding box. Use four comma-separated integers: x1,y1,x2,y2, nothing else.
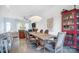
0,5,79,35
36,10,61,35
36,17,47,31
36,5,78,35
35,6,62,35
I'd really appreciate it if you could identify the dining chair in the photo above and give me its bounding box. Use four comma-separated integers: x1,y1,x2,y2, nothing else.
40,29,43,33
3,32,14,53
25,31,29,40
45,32,66,53
44,30,49,34
0,33,9,53
28,34,37,48
0,32,15,53
55,32,66,53
29,29,37,40
11,32,20,49
36,39,45,50
6,32,14,51
0,34,3,53
3,39,8,53
33,28,38,32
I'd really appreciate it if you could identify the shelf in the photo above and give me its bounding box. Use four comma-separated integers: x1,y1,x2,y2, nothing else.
76,24,79,25
65,43,73,46
63,18,74,20
76,30,79,32
76,22,79,23
63,26,74,30
76,46,79,48
69,18,74,20
65,37,73,40
63,29,74,32
76,16,79,18
76,42,79,47
63,24,74,26
76,40,79,42
63,30,74,33
76,29,79,32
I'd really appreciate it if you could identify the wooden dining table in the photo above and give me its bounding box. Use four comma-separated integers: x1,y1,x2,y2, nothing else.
28,32,57,52
29,32,56,40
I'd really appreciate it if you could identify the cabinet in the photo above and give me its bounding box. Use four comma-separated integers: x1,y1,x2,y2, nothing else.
19,30,25,39
61,8,79,48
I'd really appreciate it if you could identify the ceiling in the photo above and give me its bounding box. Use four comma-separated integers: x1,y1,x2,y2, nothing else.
0,5,79,20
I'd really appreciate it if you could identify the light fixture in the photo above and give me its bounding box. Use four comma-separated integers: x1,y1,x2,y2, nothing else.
29,16,42,23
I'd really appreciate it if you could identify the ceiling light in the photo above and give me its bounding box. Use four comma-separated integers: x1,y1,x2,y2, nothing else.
29,16,42,23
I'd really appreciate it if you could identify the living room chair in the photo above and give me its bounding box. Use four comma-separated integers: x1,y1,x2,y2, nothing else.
0,33,8,53
0,34,3,53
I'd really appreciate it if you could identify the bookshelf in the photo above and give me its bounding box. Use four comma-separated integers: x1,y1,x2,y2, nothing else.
62,8,79,48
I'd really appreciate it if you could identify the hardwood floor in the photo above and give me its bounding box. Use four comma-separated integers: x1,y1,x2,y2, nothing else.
10,38,44,53
9,38,77,53
10,39,28,53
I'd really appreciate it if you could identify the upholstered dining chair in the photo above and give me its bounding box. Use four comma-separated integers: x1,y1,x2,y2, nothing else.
44,30,49,34
40,29,43,33
29,34,37,48
0,33,8,53
45,32,66,53
3,39,8,53
6,32,14,51
0,34,3,53
55,32,66,53
0,32,16,53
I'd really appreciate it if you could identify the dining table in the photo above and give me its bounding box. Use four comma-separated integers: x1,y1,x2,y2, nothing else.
29,32,56,40
28,32,57,52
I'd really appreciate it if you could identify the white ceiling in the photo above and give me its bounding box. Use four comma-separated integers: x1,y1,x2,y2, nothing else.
0,5,79,20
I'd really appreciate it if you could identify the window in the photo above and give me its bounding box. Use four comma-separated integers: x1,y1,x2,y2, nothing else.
6,22,11,32
0,22,4,33
17,23,21,30
25,23,29,31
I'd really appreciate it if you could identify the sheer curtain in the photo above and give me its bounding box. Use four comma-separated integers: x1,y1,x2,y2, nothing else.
6,22,11,32
0,21,4,33
0,17,17,33
25,23,29,31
